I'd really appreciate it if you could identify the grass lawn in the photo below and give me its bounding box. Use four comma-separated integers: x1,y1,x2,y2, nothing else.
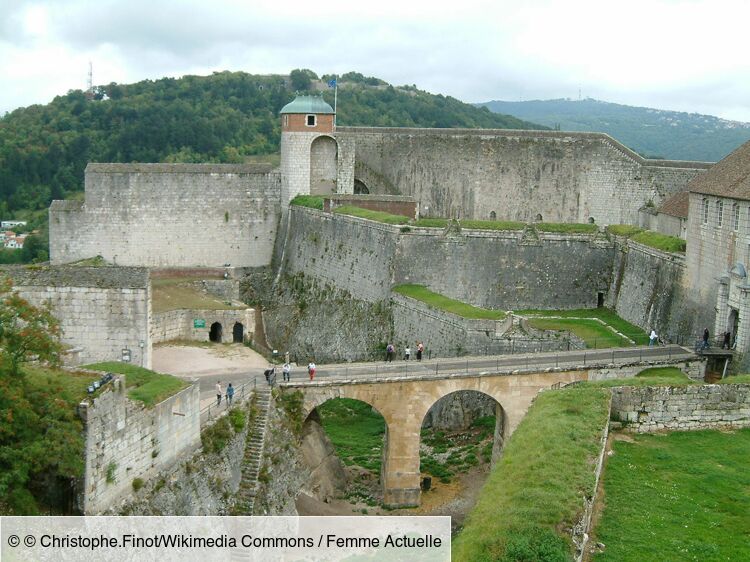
453,386,611,561
24,365,100,403
393,284,506,320
318,398,386,473
83,362,188,406
586,367,696,388
593,429,750,562
290,194,324,209
332,206,410,224
526,318,632,348
631,230,686,253
519,308,649,346
606,224,644,237
151,277,245,313
719,373,750,384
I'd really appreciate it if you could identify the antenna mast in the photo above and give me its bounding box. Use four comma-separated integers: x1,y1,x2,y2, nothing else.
86,62,93,99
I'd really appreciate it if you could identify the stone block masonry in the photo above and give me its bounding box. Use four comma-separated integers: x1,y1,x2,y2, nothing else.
78,377,200,514
610,384,750,432
151,308,254,344
50,163,281,268
3,265,152,368
336,127,708,226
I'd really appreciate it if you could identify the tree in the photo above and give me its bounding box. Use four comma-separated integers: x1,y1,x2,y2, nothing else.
0,277,62,378
289,68,317,91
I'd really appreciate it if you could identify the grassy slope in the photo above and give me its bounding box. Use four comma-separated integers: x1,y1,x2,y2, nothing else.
585,367,696,388
519,308,649,346
318,398,385,472
453,386,611,561
83,362,188,406
151,277,244,313
392,284,506,320
593,429,750,562
332,206,410,224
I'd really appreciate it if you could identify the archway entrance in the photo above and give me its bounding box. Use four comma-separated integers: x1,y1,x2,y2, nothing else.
297,398,387,513
310,136,338,195
209,322,223,343
354,179,370,194
233,322,244,343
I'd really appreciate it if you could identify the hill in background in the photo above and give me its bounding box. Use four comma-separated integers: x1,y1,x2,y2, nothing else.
477,98,750,162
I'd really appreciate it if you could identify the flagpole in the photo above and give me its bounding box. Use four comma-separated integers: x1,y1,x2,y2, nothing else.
333,75,338,128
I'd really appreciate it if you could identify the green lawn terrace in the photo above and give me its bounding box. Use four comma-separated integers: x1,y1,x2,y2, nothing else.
393,284,648,349
82,362,188,407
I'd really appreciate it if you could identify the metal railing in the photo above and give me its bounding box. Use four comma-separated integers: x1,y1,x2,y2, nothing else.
199,375,259,425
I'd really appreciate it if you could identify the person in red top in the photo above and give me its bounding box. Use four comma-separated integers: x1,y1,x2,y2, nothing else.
308,361,316,381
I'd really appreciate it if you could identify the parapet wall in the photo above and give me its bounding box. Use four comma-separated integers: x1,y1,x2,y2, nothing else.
335,127,708,225
3,265,152,367
79,379,200,514
50,163,281,268
610,383,750,432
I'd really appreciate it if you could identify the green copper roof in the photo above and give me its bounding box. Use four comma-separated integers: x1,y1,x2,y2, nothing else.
280,94,335,115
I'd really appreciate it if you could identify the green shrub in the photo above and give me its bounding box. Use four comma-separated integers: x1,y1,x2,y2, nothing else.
228,407,246,432
106,462,117,484
132,478,144,492
201,416,233,454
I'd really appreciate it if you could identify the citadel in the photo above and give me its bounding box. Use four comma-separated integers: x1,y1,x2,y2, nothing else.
5,93,750,518
9,92,746,370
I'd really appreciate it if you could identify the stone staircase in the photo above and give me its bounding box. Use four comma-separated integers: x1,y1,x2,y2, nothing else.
235,385,272,514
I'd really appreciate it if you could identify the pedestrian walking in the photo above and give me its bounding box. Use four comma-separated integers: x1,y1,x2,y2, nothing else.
404,346,411,360
649,329,658,347
226,383,234,406
308,361,316,381
703,328,710,350
416,342,424,361
283,362,291,382
215,381,222,406
386,343,395,362
264,365,275,384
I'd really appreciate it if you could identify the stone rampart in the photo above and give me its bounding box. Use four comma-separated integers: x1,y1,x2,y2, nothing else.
607,239,702,342
323,194,417,218
78,378,200,514
610,383,750,432
335,127,707,225
50,163,281,268
3,265,152,367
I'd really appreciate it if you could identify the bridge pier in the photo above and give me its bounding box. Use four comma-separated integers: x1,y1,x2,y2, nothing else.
381,421,422,508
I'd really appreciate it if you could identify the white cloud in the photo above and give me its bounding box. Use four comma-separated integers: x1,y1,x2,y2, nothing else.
1,0,749,121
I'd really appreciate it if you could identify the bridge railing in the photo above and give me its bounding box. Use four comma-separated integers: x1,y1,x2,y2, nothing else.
199,376,259,426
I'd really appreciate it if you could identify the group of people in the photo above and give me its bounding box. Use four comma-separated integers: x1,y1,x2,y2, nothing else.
214,381,235,406
262,361,316,384
700,328,734,350
385,341,424,362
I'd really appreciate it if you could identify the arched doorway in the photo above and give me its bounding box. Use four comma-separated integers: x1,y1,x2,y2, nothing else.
233,322,244,343
310,136,338,195
209,322,223,343
354,179,370,194
298,398,387,511
419,391,506,514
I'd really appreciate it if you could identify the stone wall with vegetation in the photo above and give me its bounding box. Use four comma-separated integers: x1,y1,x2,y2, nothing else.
151,308,254,344
79,379,200,514
610,383,750,432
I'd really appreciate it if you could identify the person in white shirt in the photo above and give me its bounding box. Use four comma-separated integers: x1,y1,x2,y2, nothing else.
649,329,658,346
215,381,222,405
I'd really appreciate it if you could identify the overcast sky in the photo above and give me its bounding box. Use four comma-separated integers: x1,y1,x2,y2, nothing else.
2,0,750,121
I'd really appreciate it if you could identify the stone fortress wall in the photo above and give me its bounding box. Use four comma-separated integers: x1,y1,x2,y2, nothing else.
78,378,200,514
50,163,281,268
334,127,709,225
2,265,152,368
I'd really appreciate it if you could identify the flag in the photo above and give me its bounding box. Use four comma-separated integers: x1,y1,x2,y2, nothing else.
327,79,337,88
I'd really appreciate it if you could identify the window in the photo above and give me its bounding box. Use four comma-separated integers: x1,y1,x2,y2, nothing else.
734,203,740,231
306,114,316,127
702,198,709,224
717,200,723,227
489,211,496,220
283,115,288,127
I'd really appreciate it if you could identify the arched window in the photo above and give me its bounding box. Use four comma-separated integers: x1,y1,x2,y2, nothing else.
733,203,740,231
717,200,724,227
489,211,497,220
536,213,543,221
702,198,709,224
588,217,595,224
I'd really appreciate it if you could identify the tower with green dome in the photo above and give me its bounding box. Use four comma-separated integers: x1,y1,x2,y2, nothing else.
279,93,339,206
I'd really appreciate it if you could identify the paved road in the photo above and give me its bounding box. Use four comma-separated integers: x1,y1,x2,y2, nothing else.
281,344,695,384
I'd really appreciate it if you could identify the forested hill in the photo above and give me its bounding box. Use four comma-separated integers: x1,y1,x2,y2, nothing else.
0,70,542,223
477,98,750,162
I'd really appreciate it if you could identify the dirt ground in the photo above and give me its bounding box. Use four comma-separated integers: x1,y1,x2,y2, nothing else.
152,343,272,409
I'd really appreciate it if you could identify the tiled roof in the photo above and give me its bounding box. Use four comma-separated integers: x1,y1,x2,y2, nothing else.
687,140,750,200
658,191,689,218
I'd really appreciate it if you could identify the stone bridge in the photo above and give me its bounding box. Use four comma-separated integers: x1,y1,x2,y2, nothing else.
281,347,702,507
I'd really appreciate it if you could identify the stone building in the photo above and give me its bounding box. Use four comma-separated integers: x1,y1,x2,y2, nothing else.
685,140,750,354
